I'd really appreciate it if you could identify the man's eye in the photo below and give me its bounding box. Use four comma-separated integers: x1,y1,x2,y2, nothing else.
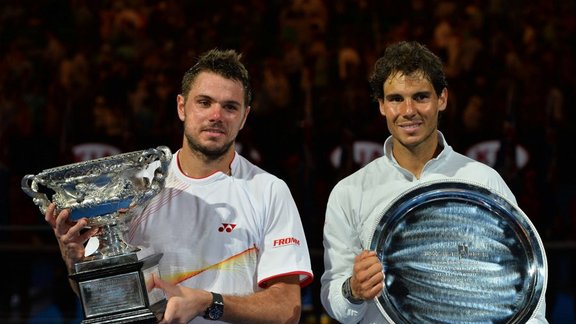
414,93,430,102
198,100,210,107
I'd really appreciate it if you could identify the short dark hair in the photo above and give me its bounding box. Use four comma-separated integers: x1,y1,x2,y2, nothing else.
181,49,252,106
369,41,447,101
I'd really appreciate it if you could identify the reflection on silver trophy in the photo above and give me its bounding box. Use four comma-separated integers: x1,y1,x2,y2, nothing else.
21,145,173,324
370,180,547,323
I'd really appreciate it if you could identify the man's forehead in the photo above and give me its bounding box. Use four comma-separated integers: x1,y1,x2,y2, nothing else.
190,72,243,92
188,72,246,105
385,70,429,84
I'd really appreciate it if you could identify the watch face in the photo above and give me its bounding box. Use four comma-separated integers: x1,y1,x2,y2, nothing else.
204,293,224,320
208,306,224,320
369,180,547,324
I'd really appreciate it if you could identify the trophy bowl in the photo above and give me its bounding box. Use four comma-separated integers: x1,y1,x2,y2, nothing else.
369,180,547,324
21,145,172,260
21,145,173,323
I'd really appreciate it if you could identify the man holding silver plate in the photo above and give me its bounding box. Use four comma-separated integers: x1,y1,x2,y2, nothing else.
38,49,313,323
320,41,548,323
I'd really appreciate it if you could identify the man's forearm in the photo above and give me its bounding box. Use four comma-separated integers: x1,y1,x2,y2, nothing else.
221,278,301,324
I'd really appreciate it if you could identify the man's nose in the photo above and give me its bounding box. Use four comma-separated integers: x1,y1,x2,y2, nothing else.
401,99,416,115
209,104,224,119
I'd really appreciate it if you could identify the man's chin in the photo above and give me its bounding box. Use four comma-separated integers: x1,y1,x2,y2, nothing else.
395,133,421,144
185,135,234,158
199,144,233,158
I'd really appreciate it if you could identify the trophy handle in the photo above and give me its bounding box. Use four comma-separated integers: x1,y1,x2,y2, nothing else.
21,174,50,214
156,145,173,172
137,146,172,203
139,146,172,169
155,146,172,185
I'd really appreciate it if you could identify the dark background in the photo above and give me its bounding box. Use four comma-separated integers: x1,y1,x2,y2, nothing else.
1,0,575,323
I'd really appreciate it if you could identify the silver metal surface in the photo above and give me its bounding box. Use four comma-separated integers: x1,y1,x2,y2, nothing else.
74,252,139,273
21,146,172,260
80,271,146,318
369,180,546,324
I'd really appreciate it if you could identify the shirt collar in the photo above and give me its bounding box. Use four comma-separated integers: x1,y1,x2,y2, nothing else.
383,130,449,161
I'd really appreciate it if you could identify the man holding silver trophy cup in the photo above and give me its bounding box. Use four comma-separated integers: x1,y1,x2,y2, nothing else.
24,49,313,323
320,41,549,323
23,145,173,323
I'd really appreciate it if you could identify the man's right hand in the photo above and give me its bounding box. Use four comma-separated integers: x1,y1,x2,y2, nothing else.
350,250,384,300
44,202,99,273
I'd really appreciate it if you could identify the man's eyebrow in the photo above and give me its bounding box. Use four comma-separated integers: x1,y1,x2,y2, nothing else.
192,94,212,101
194,94,242,106
221,99,242,106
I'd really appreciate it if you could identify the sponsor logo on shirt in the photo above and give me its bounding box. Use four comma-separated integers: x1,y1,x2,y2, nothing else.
218,223,236,232
273,237,300,247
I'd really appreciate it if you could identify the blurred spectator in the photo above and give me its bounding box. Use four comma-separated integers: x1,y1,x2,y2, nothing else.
2,1,576,322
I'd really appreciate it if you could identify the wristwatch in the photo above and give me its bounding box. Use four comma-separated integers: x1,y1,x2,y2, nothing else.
342,277,364,304
203,292,224,320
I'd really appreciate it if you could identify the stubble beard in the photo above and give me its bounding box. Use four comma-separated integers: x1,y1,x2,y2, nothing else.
185,133,234,161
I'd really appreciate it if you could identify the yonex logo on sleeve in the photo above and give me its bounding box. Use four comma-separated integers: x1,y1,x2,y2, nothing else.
272,237,300,247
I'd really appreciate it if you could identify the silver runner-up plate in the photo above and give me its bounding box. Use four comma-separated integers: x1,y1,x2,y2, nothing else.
369,180,547,324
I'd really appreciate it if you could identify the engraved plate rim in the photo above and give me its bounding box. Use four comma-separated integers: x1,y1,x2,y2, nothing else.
80,272,146,318
369,180,546,324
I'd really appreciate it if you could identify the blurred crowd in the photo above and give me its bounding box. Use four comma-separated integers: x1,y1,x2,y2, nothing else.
1,0,576,322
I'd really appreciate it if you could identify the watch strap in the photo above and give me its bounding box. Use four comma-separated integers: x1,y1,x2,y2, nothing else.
342,277,364,304
203,292,224,320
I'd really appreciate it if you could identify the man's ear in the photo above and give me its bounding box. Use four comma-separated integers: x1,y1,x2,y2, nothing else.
240,106,251,130
438,88,448,112
177,94,186,121
378,99,386,117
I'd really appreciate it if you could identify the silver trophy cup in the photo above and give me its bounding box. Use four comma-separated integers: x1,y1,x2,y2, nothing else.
22,145,173,323
369,180,547,323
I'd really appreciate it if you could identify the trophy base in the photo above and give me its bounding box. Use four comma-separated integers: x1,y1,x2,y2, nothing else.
71,253,165,323
80,301,165,324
